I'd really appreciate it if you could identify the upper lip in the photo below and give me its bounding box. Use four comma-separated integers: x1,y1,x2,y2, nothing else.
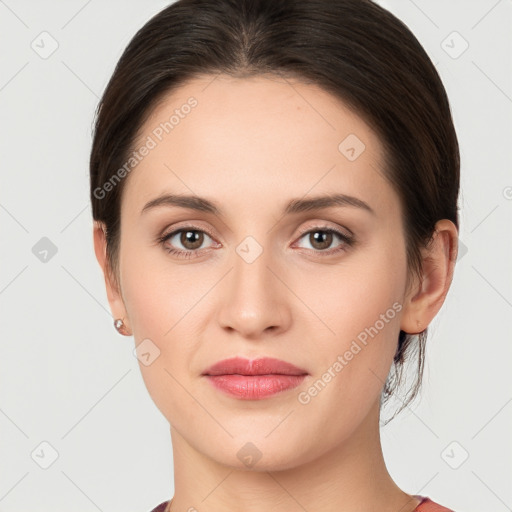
202,357,308,376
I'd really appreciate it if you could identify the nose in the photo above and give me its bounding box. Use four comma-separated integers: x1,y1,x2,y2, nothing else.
216,242,292,339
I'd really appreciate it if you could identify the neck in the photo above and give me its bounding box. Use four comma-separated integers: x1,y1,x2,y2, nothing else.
167,398,419,512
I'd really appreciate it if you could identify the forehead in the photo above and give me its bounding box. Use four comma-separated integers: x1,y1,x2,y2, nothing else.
123,74,392,218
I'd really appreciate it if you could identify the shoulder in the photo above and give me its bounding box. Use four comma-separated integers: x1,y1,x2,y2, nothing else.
413,495,456,511
148,500,170,512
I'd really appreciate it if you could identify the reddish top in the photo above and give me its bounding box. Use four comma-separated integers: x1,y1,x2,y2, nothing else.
149,494,455,511
412,495,455,511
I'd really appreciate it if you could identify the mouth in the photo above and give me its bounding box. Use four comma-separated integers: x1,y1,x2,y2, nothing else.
202,356,308,377
202,357,308,400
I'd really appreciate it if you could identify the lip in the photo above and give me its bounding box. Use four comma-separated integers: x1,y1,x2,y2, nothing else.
202,357,308,400
202,356,308,377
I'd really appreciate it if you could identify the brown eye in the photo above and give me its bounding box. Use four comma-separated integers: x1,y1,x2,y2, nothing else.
295,227,354,254
309,230,333,250
178,230,204,250
159,227,216,258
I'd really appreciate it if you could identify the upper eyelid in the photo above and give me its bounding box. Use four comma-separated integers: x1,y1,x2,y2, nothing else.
295,223,352,238
161,222,216,240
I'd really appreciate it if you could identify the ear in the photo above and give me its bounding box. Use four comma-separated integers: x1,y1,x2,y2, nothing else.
93,221,132,335
400,219,458,335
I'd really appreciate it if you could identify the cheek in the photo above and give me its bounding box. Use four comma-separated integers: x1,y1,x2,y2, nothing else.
118,241,213,386
118,244,206,420
307,242,405,341
301,246,406,401
118,237,204,338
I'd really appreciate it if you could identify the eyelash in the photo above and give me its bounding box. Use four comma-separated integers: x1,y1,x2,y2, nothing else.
157,225,355,260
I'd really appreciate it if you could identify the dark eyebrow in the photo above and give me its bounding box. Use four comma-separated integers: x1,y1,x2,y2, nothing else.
285,193,375,216
141,192,375,216
141,194,221,215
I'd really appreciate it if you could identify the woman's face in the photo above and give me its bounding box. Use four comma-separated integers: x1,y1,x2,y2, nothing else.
108,74,414,469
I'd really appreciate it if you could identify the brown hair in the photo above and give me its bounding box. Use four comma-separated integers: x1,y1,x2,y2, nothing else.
90,0,460,423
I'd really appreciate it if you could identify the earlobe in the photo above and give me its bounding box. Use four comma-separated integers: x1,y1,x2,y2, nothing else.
400,219,458,335
93,221,132,335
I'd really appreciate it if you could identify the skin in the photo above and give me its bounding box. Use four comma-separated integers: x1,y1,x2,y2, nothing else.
94,74,458,512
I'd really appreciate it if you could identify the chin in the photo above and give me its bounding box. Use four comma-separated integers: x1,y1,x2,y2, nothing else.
205,435,317,473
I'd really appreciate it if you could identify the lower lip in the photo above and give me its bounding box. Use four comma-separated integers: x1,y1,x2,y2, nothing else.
204,374,307,400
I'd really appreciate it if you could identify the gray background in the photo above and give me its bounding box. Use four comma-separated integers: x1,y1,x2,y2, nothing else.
0,0,511,511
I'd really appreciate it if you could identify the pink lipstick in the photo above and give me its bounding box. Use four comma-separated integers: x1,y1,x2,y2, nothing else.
202,356,308,400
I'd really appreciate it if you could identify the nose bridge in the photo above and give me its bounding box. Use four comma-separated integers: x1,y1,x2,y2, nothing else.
216,232,290,337
233,234,273,295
